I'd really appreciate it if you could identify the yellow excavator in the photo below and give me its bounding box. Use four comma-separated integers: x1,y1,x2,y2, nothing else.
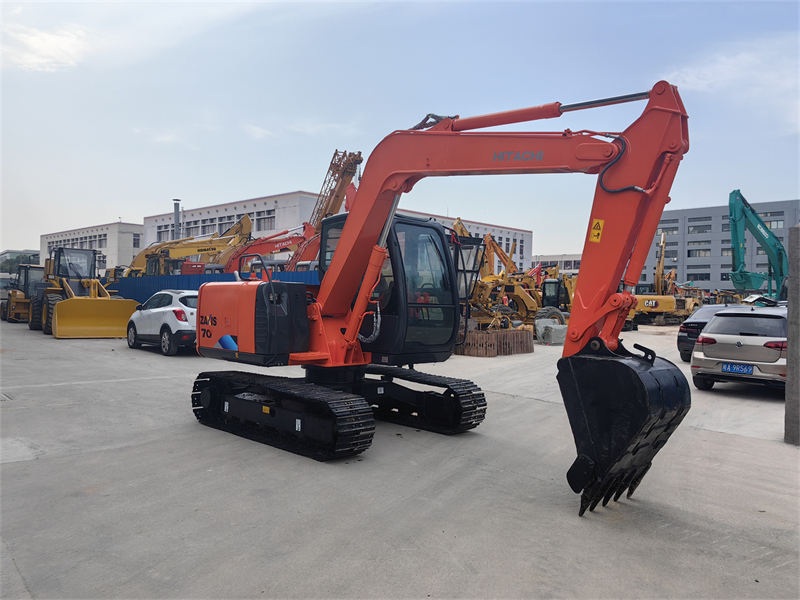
452,222,565,329
630,233,680,324
110,215,253,278
29,247,139,338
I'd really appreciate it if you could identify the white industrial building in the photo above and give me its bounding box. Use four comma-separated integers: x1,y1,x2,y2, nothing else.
39,222,143,273
396,209,532,273
34,190,530,275
531,253,582,275
142,191,318,246
141,192,532,273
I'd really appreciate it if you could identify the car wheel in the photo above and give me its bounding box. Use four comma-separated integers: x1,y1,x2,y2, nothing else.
160,327,178,356
693,375,714,390
680,350,691,363
0,300,7,321
127,323,142,349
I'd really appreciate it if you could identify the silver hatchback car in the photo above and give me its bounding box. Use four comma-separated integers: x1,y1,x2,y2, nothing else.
690,306,788,391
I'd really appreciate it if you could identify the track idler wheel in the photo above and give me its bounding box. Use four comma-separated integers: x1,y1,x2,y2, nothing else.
557,338,690,516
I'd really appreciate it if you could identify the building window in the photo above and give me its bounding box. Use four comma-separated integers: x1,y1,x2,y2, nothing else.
641,274,647,281
722,222,731,232
687,249,711,258
657,226,679,235
255,210,275,232
756,263,769,268
659,219,679,224
664,250,678,259
688,225,712,234
686,264,711,270
687,216,711,222
686,273,710,281
573,260,581,270
764,219,784,230
665,242,678,247
721,239,731,245
687,240,710,246
132,234,140,249
564,260,572,270
721,248,732,256
759,211,783,218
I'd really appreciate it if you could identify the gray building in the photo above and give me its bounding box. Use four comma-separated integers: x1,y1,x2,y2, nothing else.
641,199,799,292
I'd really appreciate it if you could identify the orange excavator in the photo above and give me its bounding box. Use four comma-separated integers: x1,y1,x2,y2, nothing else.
192,81,690,516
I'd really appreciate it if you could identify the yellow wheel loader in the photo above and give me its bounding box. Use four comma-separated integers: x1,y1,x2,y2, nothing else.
30,247,139,338
1,264,45,323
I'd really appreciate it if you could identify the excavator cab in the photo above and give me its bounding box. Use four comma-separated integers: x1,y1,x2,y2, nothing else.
319,213,461,366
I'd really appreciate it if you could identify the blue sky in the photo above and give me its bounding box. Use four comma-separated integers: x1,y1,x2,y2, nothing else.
2,1,798,254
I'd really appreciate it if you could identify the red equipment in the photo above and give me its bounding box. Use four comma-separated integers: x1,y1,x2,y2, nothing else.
222,223,316,273
193,81,691,515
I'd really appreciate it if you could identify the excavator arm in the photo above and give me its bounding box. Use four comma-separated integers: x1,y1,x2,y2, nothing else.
223,223,316,273
729,189,789,298
318,81,689,359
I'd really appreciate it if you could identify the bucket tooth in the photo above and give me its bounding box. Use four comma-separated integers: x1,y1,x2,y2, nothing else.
558,338,690,514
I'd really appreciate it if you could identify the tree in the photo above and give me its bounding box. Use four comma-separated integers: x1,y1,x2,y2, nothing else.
0,255,34,274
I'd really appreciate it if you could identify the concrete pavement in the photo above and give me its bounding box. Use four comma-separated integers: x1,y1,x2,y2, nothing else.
1,322,797,598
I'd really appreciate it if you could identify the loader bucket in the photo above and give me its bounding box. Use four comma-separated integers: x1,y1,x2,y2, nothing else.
557,338,690,516
52,298,139,339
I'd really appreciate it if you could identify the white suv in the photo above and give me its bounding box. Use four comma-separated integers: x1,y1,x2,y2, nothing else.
127,290,198,355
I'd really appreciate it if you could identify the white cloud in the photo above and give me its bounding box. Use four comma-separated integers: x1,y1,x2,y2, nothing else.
242,123,273,140
664,32,799,133
1,3,265,71
1,22,97,71
285,119,360,137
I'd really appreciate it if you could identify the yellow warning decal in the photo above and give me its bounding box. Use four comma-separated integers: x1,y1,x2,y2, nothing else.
262,406,272,415
589,219,604,243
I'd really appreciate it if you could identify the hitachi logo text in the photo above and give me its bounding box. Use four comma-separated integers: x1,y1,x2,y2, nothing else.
493,151,544,162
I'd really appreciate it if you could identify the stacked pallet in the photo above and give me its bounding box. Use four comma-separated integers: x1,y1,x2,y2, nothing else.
453,329,534,357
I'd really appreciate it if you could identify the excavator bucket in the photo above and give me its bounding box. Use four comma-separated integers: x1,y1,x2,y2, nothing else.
52,298,139,339
557,339,690,516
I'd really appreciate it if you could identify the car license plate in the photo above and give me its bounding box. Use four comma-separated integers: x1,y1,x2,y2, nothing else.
722,363,753,375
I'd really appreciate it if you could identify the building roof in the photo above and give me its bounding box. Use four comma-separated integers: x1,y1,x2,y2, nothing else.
43,223,142,237
144,191,318,219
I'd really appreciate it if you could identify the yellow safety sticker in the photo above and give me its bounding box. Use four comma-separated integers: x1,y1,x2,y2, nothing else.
262,406,271,415
589,219,604,243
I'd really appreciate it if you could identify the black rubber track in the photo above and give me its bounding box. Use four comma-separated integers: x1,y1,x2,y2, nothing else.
192,371,375,461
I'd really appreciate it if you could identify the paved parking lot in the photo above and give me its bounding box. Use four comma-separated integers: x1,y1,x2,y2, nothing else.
1,322,797,599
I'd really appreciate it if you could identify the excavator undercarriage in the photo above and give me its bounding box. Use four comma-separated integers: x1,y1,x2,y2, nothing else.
192,365,486,460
